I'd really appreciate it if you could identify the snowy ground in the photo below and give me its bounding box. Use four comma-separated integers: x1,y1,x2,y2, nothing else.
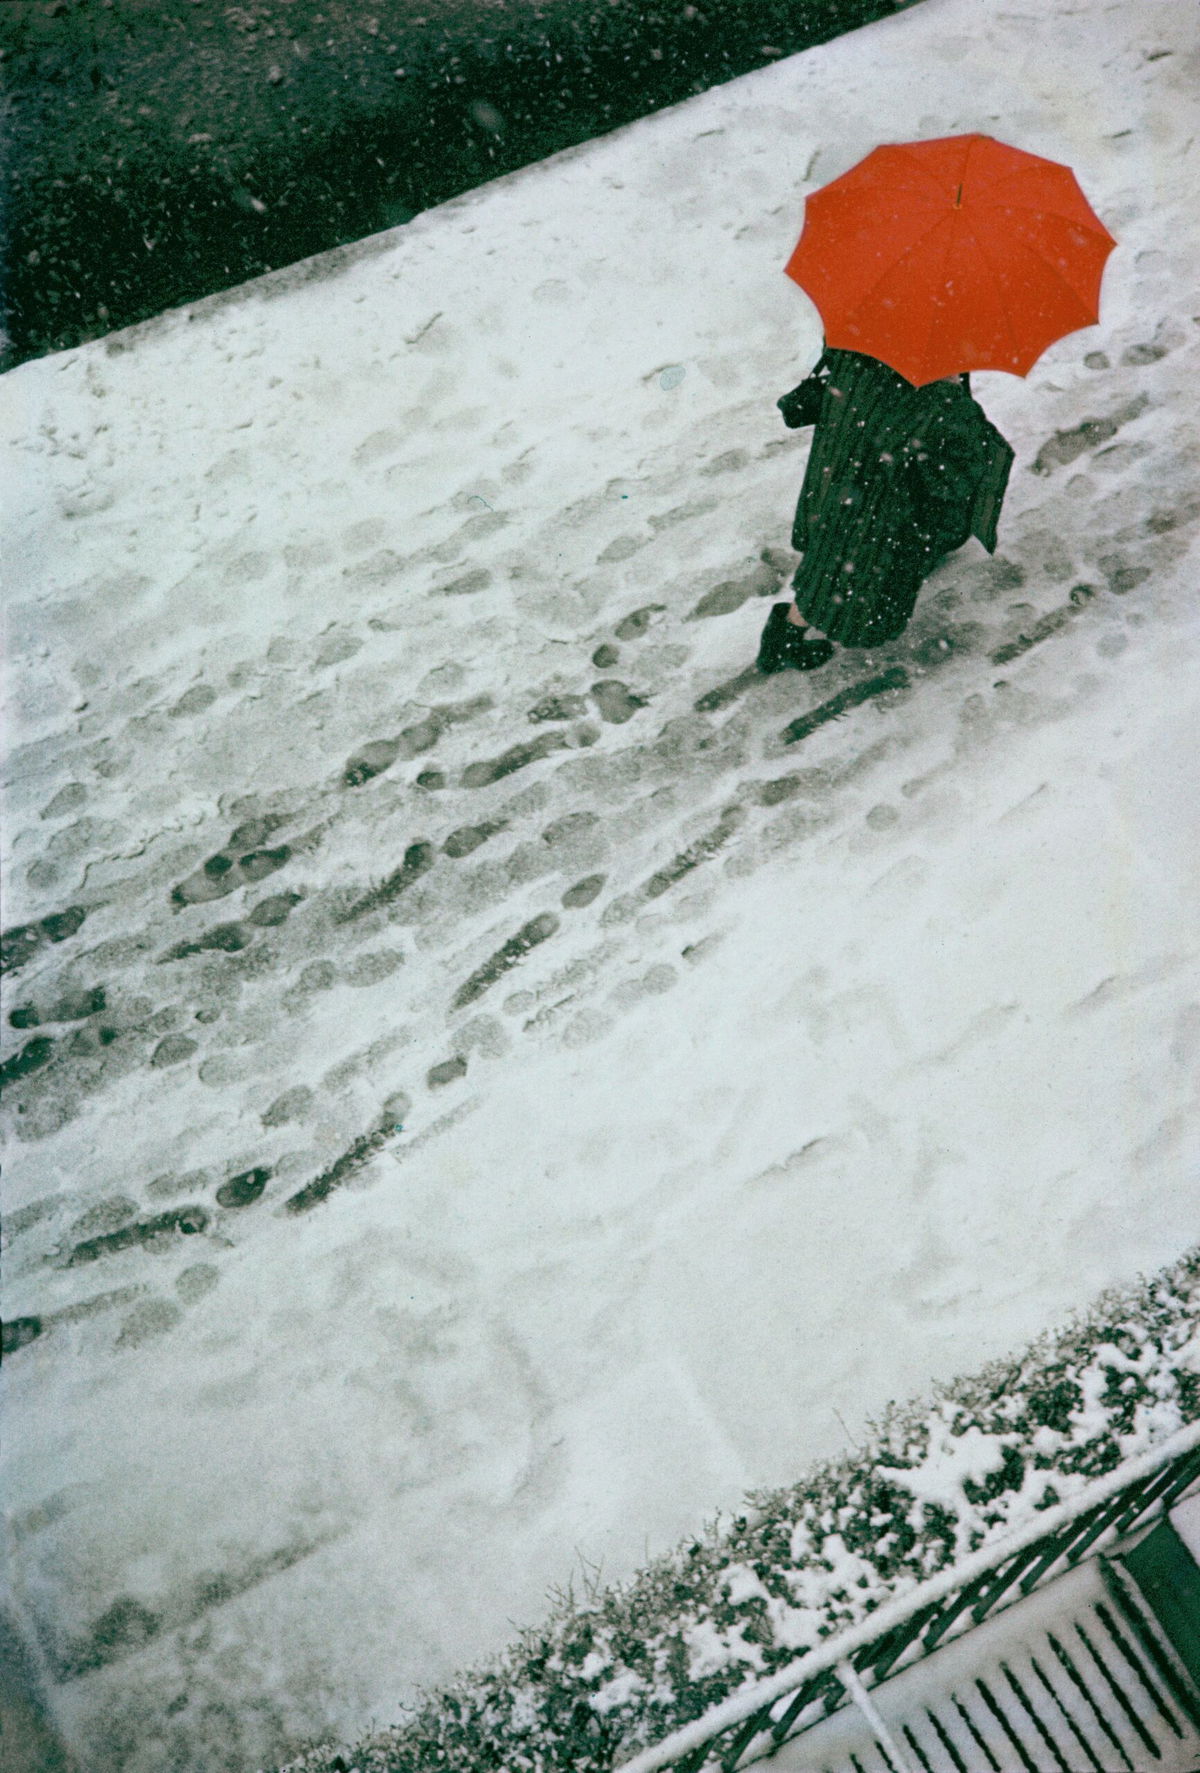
2,0,1198,1768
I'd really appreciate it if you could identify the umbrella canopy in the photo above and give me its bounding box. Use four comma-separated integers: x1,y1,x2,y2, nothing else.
785,133,1116,387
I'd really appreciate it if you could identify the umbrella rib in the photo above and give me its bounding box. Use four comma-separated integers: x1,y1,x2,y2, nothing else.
883,141,956,198
959,132,984,193
836,211,958,339
950,148,1026,202
979,198,1115,242
951,217,1025,369
1012,233,1106,317
917,212,965,382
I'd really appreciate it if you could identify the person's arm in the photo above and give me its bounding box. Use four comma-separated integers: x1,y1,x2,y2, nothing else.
935,390,1014,553
777,353,830,428
906,389,1013,553
903,388,985,547
969,425,1014,554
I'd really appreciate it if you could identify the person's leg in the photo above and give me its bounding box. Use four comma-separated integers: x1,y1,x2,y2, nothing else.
757,602,836,673
787,602,829,640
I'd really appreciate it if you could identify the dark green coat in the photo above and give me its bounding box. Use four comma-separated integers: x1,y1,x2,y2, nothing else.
779,348,1013,647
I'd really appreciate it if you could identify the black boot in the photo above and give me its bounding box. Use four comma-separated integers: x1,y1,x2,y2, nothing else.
756,603,836,674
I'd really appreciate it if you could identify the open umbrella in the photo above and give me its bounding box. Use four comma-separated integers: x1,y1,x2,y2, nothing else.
785,133,1116,387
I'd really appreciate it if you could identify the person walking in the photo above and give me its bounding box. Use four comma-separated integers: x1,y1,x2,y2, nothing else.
757,345,1013,672
757,133,1115,674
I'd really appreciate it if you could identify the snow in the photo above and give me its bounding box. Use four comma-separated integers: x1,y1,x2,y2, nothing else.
589,1668,649,1716
508,1683,543,1732
722,1564,774,1608
683,1616,765,1682
2,0,1199,1767
877,1410,1015,1543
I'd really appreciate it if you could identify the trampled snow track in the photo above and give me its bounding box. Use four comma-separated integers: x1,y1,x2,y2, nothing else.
0,410,1181,1257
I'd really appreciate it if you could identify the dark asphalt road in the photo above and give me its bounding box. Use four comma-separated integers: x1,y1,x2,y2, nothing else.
0,0,919,371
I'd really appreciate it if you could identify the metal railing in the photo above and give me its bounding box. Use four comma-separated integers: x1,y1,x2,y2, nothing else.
616,1420,1200,1773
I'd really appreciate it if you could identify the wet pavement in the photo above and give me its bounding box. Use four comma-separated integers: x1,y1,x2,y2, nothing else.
0,0,910,370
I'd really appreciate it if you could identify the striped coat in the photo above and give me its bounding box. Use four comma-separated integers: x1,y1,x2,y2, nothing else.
779,348,1013,647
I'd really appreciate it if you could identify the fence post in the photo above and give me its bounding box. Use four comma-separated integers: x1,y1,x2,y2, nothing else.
836,1659,919,1773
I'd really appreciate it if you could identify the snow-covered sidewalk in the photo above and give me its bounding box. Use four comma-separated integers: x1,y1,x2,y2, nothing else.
2,0,1198,1768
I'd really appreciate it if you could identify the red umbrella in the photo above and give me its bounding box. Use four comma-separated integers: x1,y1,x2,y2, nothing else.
784,133,1116,387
